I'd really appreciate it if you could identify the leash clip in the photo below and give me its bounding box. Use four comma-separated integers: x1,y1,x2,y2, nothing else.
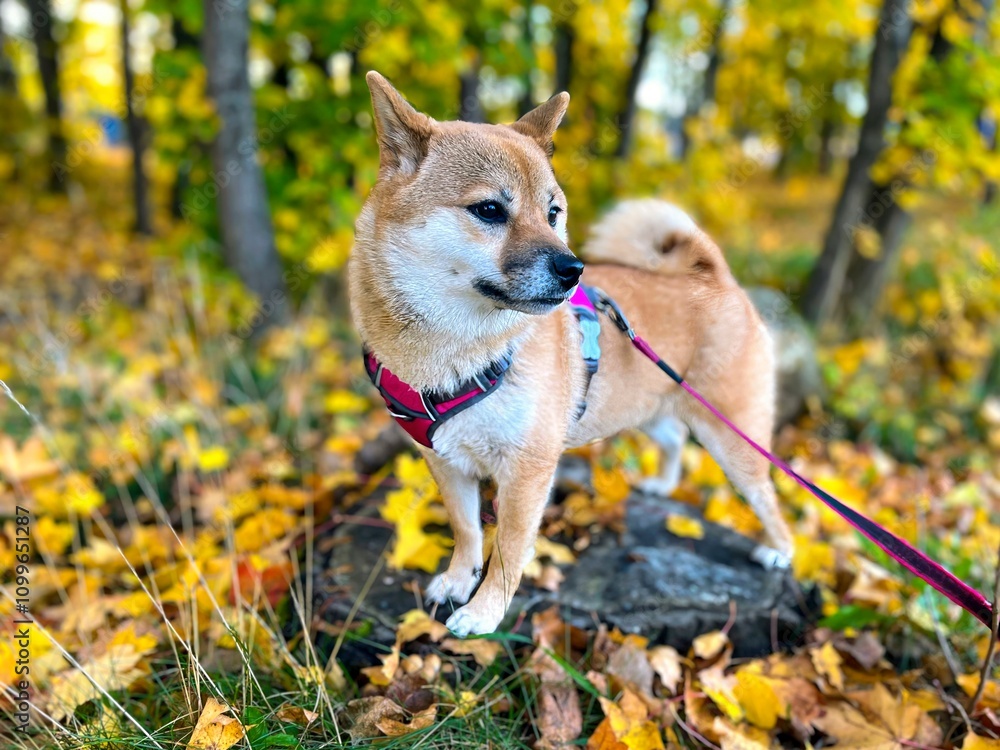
591,287,636,340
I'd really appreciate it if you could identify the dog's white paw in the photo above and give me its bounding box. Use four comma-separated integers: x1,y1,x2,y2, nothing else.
425,568,481,605
445,603,502,638
750,545,792,570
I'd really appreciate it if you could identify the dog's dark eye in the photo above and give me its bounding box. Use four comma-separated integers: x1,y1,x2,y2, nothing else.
468,201,507,224
548,206,562,227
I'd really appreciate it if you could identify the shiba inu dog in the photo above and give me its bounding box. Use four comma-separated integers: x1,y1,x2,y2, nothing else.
349,71,793,637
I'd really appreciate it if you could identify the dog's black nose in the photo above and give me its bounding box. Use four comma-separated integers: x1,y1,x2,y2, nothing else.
550,253,584,291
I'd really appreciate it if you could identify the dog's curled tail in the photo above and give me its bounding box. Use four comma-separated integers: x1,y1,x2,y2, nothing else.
581,199,725,278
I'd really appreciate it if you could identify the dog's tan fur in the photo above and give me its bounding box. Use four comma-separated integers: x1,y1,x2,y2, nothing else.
350,72,794,636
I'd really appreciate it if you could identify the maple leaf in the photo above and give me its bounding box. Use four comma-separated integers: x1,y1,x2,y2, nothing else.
397,609,449,644
693,631,729,661
712,717,773,750
963,734,1000,750
360,647,400,687
813,684,942,750
34,516,75,556
592,465,631,503
0,435,60,485
535,535,577,564
597,688,665,750
441,637,502,667
381,459,453,572
536,676,583,749
734,666,786,729
811,640,845,692
958,672,1000,711
344,696,435,740
386,507,453,573
275,703,319,727
186,698,246,750
648,645,683,695
698,663,744,723
46,643,149,721
377,705,437,736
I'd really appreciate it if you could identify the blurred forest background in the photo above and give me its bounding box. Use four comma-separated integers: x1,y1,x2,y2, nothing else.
2,0,1000,747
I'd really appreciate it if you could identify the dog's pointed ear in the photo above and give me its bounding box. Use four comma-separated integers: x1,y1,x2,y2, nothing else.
366,71,434,176
509,92,570,157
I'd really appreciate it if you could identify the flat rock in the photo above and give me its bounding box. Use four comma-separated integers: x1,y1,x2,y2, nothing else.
310,493,818,668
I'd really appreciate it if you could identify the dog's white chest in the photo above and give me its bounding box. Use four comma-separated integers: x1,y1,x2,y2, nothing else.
425,380,534,478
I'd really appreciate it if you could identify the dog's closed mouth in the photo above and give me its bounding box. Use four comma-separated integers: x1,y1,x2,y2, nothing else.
473,279,567,311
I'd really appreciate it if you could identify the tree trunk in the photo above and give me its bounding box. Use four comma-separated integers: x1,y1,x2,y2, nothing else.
614,0,659,158
801,0,909,327
0,16,16,94
678,0,731,159
700,0,731,110
554,22,574,95
168,17,199,220
0,14,21,180
820,9,959,332
518,2,536,116
26,0,67,191
120,0,153,235
202,0,289,324
982,347,1000,400
458,59,485,123
818,117,834,175
838,194,912,330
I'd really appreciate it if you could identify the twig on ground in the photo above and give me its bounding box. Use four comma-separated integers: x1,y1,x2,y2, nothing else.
925,590,963,684
968,538,1000,715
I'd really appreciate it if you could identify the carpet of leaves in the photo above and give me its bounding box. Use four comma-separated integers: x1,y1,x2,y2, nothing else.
1,166,999,748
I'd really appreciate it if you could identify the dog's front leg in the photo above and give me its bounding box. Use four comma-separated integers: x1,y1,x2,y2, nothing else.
424,452,484,605
445,452,559,637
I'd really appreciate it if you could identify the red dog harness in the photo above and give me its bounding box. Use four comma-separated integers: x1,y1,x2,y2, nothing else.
364,284,601,449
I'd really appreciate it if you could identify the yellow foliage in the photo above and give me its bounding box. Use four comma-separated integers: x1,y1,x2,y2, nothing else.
666,514,705,540
598,688,665,750
34,517,75,557
811,641,845,692
734,667,786,729
324,389,370,414
592,464,631,503
234,508,298,552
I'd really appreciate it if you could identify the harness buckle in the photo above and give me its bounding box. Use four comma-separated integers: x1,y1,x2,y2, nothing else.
419,391,438,422
591,287,636,340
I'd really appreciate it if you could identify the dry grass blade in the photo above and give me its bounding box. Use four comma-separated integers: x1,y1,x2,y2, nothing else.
968,538,1000,715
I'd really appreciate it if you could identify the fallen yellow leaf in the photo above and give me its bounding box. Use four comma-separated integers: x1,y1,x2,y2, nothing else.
811,641,845,692
442,637,502,667
187,698,245,750
734,667,785,729
397,609,448,644
963,733,1000,750
666,514,704,540
693,631,729,661
648,645,683,695
535,535,577,564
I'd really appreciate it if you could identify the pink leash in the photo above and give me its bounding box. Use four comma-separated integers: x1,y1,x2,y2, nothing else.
593,290,994,627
